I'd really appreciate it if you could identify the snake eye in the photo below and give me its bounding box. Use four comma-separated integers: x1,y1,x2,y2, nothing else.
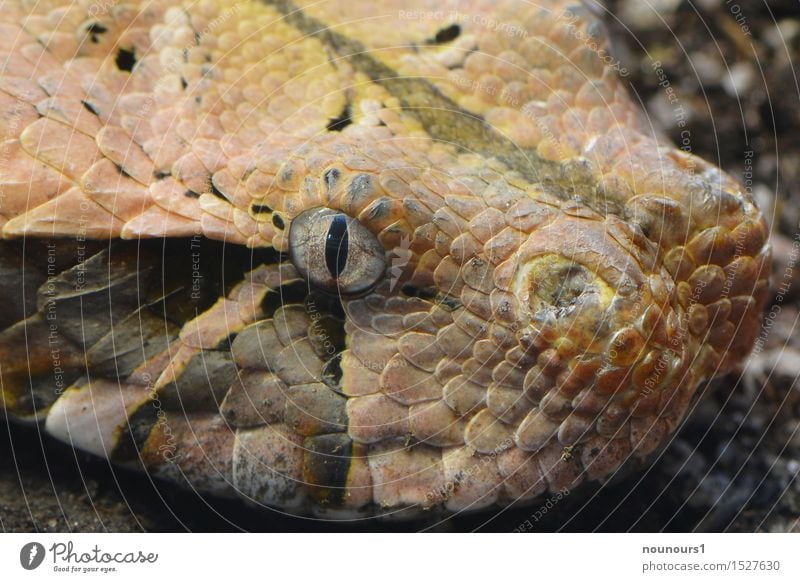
289,207,386,296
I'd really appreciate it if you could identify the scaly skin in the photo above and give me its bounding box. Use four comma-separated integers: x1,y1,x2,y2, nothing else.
0,0,771,518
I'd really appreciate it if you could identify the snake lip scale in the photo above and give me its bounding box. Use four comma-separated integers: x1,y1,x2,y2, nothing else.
0,0,771,520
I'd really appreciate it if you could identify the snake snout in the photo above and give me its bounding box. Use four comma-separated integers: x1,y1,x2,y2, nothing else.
498,215,696,452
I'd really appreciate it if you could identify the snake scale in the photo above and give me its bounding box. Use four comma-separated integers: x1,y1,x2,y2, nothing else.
0,0,771,520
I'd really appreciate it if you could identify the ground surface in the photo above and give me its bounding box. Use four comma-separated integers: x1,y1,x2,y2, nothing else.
1,0,799,532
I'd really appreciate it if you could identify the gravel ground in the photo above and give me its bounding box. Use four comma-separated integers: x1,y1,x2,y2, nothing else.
1,0,799,532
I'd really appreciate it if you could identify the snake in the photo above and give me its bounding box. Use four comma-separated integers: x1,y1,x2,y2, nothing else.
0,0,771,520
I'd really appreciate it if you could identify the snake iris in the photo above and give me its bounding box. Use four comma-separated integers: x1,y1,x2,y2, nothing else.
0,0,771,519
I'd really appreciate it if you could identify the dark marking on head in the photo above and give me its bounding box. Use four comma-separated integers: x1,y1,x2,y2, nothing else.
251,203,272,214
436,294,462,311
401,284,461,310
154,170,171,180
280,164,294,184
86,22,108,44
267,0,603,210
184,190,201,199
302,433,353,506
272,213,285,230
115,47,137,72
81,100,100,116
210,183,227,199
113,162,132,179
180,76,188,90
401,284,437,301
323,167,341,191
432,24,461,44
326,102,352,132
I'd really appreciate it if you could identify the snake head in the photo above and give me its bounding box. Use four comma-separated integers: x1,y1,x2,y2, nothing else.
272,151,771,512
0,0,774,519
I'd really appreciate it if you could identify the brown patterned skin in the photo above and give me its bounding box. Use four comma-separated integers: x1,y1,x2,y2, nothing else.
0,0,771,518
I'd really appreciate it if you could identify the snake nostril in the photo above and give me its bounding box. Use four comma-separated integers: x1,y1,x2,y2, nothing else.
532,263,591,312
517,255,611,322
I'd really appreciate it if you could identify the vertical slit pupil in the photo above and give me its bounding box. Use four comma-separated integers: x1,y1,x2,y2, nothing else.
325,214,349,278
